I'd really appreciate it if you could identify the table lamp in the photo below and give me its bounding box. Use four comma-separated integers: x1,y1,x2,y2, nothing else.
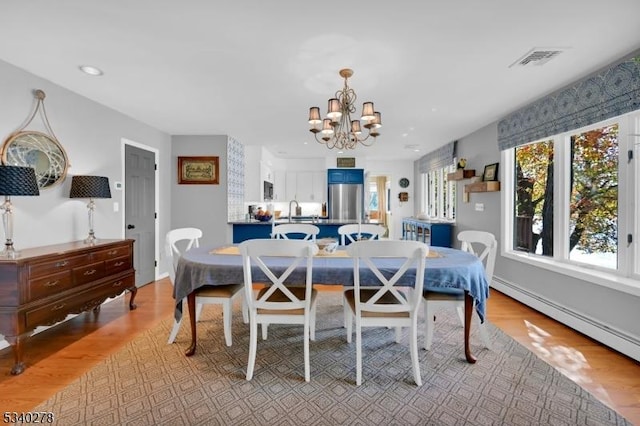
0,165,40,258
70,175,111,244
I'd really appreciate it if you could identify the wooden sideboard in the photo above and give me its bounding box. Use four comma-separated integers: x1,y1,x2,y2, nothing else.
0,239,137,375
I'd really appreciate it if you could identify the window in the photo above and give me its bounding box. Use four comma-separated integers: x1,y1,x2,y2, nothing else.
504,112,638,284
568,124,618,269
422,162,456,221
514,140,554,255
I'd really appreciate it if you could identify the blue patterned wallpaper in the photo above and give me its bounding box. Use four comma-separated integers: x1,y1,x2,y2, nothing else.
227,137,244,221
498,51,640,150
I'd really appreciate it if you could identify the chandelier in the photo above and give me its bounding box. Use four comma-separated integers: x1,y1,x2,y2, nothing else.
308,68,381,150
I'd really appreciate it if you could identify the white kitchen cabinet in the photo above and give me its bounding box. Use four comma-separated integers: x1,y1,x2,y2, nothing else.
312,171,326,203
244,147,261,202
297,171,313,201
285,171,326,202
273,170,286,201
285,171,297,201
260,162,273,183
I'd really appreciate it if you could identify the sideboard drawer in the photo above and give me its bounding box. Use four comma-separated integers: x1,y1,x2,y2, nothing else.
72,261,106,286
28,270,73,301
100,274,135,296
29,254,90,279
25,295,86,330
106,256,131,274
94,245,131,261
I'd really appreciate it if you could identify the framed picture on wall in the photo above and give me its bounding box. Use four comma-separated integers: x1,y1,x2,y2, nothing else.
178,156,219,184
482,162,499,181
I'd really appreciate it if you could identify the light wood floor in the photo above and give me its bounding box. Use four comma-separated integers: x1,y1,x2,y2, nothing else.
1,279,639,423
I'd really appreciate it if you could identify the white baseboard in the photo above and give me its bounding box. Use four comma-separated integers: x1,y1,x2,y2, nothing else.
492,276,640,362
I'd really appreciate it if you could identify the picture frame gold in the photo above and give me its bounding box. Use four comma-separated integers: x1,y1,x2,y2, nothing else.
482,162,499,181
178,156,219,184
336,157,356,168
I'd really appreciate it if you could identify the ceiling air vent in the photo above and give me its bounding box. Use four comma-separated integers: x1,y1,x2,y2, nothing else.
509,48,565,68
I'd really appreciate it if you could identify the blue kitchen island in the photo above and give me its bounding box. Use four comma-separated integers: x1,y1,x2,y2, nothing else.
230,218,374,243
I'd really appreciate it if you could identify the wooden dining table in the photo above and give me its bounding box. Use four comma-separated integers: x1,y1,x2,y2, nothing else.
173,244,489,363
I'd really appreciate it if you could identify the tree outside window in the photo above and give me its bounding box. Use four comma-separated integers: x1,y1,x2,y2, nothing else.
568,124,618,268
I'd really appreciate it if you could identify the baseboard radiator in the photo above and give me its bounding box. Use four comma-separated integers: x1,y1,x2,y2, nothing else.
492,276,640,362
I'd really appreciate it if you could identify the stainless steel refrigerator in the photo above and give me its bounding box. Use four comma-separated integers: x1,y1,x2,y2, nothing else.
328,183,363,221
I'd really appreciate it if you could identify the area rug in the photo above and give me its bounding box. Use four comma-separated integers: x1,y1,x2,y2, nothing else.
35,292,630,425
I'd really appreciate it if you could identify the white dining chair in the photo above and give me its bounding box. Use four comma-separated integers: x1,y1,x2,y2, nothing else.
338,223,388,328
344,239,428,386
272,223,320,242
240,238,319,382
166,227,244,347
337,223,386,245
423,230,497,350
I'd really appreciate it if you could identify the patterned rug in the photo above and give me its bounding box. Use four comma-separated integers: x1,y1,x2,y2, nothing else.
36,292,630,425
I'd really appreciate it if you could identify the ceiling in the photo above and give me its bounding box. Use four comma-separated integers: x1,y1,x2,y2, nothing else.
1,1,639,161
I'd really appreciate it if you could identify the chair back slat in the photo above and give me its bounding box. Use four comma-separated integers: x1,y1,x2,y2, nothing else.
272,224,320,242
240,238,318,311
165,227,202,283
458,230,497,284
347,240,428,315
338,224,386,245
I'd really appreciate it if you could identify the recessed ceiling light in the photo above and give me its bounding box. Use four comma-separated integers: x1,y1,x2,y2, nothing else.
79,65,104,76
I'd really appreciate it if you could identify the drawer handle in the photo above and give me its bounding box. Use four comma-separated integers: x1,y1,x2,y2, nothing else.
51,303,66,311
108,250,118,255
112,280,123,287
43,280,60,287
114,261,125,267
55,261,69,268
84,269,97,276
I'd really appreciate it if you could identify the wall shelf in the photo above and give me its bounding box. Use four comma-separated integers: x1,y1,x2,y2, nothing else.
447,169,476,180
464,181,501,193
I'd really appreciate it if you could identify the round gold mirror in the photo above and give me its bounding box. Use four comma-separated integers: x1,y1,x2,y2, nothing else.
1,131,69,189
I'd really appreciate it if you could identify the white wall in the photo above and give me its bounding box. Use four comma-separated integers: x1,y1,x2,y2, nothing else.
170,135,231,247
0,60,172,260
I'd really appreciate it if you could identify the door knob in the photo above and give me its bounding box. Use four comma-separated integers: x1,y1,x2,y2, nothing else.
127,224,135,229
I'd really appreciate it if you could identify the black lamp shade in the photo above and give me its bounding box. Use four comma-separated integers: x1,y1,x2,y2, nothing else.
0,165,40,196
70,175,111,198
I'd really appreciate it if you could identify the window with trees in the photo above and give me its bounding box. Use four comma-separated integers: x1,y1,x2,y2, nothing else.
505,112,637,281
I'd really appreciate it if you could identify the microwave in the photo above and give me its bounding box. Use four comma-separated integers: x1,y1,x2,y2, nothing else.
263,180,273,201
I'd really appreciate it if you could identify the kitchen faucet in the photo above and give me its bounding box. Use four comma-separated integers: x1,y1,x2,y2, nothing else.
288,199,299,222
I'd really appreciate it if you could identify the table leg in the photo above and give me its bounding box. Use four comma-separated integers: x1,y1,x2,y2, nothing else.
185,291,197,357
464,291,477,364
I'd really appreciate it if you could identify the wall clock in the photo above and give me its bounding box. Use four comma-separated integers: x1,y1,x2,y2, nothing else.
399,177,410,188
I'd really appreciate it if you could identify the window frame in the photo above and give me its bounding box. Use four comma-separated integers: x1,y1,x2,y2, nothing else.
501,111,640,294
421,162,456,221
